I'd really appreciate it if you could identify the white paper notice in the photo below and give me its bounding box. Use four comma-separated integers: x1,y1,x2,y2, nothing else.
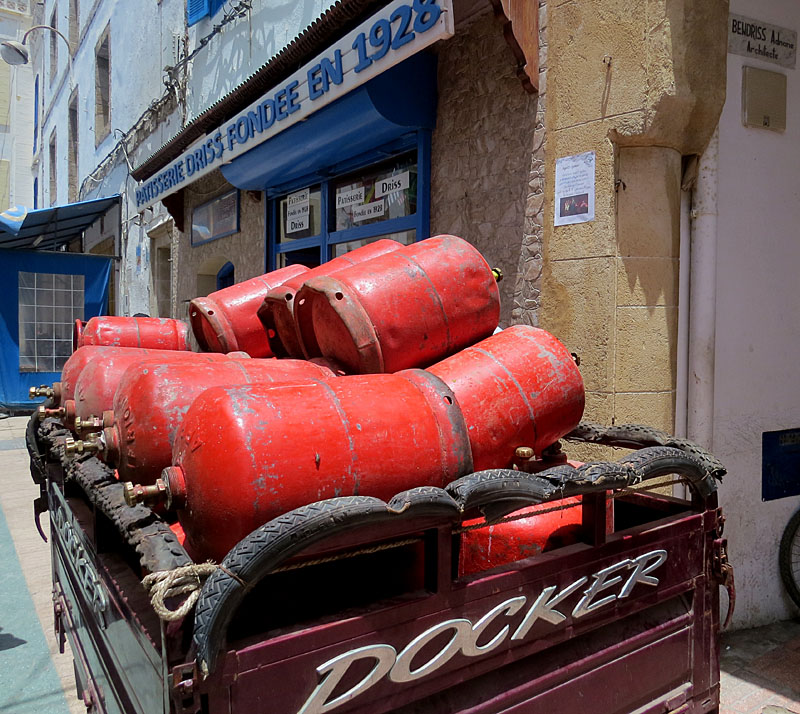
336,186,365,209
554,152,595,226
352,200,385,222
286,188,310,233
375,170,410,198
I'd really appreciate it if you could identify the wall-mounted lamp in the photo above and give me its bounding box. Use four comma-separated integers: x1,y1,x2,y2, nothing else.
1,24,71,66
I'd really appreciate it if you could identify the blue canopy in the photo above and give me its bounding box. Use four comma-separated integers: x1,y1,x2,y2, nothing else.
0,195,120,250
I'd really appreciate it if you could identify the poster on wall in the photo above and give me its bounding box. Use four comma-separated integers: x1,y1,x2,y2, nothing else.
554,152,595,227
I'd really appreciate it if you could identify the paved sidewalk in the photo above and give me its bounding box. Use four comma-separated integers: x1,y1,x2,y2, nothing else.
0,415,82,714
1,413,799,714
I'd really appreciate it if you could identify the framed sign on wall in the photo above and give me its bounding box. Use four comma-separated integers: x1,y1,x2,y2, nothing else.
191,189,240,246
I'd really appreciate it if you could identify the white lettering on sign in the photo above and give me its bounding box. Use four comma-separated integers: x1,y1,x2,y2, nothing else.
374,170,410,198
352,200,385,222
336,186,365,209
729,13,797,68
135,0,455,210
297,549,669,714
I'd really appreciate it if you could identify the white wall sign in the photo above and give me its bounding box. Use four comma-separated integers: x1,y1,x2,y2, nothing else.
336,186,365,209
352,200,385,222
136,0,455,210
286,188,310,233
375,170,410,198
554,152,595,227
729,14,796,69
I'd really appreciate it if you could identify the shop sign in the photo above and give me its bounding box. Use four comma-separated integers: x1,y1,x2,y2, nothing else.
352,200,385,222
728,13,796,69
136,0,454,210
375,170,410,198
286,188,310,233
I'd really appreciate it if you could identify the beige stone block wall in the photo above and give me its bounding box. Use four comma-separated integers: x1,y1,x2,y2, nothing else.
174,170,265,322
541,0,727,458
431,8,543,327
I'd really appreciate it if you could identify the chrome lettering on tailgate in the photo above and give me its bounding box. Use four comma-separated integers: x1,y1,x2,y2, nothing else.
298,549,668,714
50,483,109,626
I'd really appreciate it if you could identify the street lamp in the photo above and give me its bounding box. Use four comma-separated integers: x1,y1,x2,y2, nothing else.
1,24,71,66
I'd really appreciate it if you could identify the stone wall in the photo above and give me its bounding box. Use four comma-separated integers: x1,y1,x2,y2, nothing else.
431,8,543,327
174,170,265,322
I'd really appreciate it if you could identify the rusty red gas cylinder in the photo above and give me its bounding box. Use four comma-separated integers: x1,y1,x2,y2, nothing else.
458,498,585,576
74,316,190,352
294,235,501,374
257,239,403,359
64,350,245,430
189,265,308,357
427,325,585,469
102,357,340,484
163,370,472,561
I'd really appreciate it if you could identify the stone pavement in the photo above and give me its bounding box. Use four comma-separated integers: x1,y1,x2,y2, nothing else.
0,413,798,714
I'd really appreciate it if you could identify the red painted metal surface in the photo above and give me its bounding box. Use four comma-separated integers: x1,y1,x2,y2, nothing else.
428,325,585,467
104,358,338,484
458,498,585,575
294,235,501,374
66,350,244,430
167,370,472,561
189,265,309,357
257,239,403,359
74,316,190,352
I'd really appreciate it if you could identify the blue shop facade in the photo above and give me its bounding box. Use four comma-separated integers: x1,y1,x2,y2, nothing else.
132,0,540,329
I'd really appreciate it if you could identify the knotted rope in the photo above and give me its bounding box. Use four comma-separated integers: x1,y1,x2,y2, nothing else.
142,563,219,621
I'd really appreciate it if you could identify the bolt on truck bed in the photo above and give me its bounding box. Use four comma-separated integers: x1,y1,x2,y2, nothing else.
30,417,730,714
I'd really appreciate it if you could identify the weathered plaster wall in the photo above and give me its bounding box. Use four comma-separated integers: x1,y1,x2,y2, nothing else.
431,8,543,327
187,0,338,122
540,0,727,458
714,0,800,628
174,170,265,322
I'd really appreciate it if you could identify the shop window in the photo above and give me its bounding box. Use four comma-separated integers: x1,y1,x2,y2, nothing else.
49,8,57,85
48,131,56,205
18,272,84,373
191,189,239,246
188,0,225,27
95,28,110,145
68,90,78,202
269,136,429,269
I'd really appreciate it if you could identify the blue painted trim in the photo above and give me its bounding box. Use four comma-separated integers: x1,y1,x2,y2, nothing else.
328,214,418,244
274,235,323,254
417,129,432,239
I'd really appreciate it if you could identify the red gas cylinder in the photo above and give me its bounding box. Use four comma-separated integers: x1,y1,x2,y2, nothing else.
189,264,308,357
101,357,340,484
294,235,501,374
458,498,585,576
428,325,585,469
257,239,403,359
63,350,245,430
74,316,190,352
161,370,472,561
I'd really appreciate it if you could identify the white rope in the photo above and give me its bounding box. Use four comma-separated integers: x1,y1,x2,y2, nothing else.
142,563,218,621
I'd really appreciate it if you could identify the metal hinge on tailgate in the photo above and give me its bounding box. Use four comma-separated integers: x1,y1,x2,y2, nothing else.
170,663,201,714
712,509,736,629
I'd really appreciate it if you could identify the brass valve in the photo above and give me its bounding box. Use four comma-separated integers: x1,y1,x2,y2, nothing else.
492,267,504,283
515,446,534,460
38,405,65,420
74,416,104,434
29,385,54,400
123,479,168,508
64,435,103,456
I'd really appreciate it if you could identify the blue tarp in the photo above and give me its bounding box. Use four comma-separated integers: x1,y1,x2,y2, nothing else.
0,250,111,412
0,196,120,250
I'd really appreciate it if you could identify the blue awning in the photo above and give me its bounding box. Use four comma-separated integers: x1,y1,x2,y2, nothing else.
221,53,437,194
0,195,120,250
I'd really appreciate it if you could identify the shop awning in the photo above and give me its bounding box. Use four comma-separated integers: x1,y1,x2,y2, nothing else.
220,53,437,194
0,195,120,250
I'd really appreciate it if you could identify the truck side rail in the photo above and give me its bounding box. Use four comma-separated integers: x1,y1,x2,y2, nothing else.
192,446,720,677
